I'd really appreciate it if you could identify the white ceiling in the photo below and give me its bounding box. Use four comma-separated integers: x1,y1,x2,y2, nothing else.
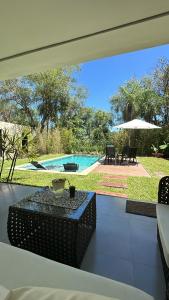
0,0,169,79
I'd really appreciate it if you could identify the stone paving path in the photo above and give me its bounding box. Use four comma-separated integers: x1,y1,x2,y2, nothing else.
103,175,128,180
100,181,128,189
93,161,150,198
96,174,128,198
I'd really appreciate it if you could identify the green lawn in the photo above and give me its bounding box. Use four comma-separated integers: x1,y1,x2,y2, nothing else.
128,157,169,202
1,154,123,194
138,157,169,177
1,155,169,203
127,176,159,202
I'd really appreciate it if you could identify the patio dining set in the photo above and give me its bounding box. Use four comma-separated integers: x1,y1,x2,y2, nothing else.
105,144,137,165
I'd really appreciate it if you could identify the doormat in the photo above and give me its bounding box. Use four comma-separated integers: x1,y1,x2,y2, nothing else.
126,200,156,218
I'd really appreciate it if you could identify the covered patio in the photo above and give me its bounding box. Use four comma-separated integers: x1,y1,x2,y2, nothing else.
0,183,165,299
0,1,169,299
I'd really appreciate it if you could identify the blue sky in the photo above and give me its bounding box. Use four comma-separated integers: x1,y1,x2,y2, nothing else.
74,44,169,112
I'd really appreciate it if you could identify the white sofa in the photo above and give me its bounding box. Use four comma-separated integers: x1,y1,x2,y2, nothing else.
157,176,169,300
0,242,154,300
157,203,169,268
157,203,169,299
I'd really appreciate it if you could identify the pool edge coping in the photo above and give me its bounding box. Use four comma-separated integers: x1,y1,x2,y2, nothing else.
15,154,103,176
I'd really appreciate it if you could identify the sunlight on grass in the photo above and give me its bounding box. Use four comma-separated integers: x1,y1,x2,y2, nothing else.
139,157,169,177
128,176,159,202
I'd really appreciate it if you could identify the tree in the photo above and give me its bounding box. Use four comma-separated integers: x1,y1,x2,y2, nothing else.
58,74,88,130
139,77,161,124
27,68,72,132
110,77,161,125
110,79,142,123
0,78,37,127
152,58,169,125
91,110,112,148
0,66,86,132
0,99,16,122
109,59,169,153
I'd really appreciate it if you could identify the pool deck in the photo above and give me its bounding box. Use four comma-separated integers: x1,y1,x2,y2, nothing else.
92,162,150,177
15,155,150,177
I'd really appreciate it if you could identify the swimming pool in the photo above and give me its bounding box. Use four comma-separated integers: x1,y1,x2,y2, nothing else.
19,155,101,173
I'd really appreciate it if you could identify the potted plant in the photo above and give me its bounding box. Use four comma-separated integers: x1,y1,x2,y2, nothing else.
159,142,169,159
151,144,164,158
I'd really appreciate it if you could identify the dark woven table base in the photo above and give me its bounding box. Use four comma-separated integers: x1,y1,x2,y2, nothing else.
126,200,156,218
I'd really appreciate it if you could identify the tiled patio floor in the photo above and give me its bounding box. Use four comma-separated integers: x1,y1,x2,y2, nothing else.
0,183,165,300
92,162,150,177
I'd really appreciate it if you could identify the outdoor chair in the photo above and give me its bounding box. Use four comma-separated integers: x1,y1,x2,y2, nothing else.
31,161,47,170
127,147,137,165
105,145,116,164
119,145,130,164
31,161,60,170
158,175,169,204
63,163,79,172
157,176,169,299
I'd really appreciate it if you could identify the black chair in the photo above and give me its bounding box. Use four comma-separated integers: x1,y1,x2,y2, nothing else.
31,161,47,170
63,163,79,172
127,147,137,164
105,145,116,164
120,145,130,164
158,176,169,205
157,176,169,298
31,161,62,170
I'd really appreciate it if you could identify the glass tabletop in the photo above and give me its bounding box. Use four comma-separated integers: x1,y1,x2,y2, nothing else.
11,189,95,221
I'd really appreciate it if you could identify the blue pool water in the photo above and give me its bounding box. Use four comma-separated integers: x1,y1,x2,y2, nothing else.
21,155,101,173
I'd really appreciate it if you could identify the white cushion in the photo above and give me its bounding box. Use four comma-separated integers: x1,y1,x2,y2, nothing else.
0,242,154,300
157,203,169,267
0,284,10,299
9,287,119,300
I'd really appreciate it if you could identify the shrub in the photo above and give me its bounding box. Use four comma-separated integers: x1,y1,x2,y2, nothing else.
29,127,62,155
111,131,128,152
60,128,77,153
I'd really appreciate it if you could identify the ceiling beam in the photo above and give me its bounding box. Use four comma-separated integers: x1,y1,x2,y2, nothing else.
0,10,169,63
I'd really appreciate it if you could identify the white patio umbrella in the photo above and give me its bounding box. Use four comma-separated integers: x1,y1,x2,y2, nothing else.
113,119,161,145
114,119,161,129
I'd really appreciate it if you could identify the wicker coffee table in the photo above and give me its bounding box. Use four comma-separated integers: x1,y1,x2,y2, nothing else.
7,189,96,268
